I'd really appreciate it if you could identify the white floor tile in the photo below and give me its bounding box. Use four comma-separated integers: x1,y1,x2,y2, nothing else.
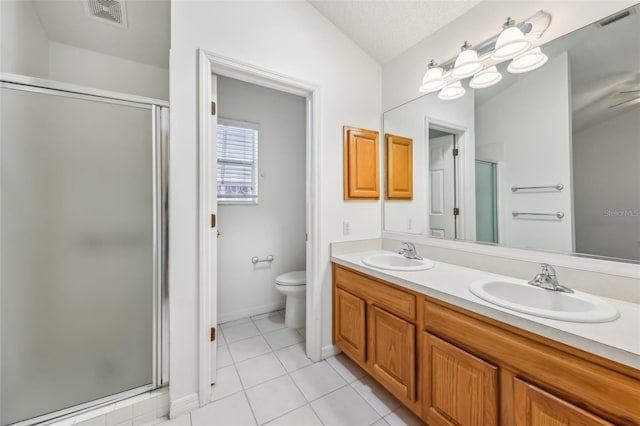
236,353,287,389
76,405,115,423
297,328,306,338
326,354,367,383
222,321,261,343
76,415,106,426
384,407,425,426
228,335,272,363
352,376,401,417
311,385,380,426
274,343,312,372
245,375,306,425
253,314,286,334
371,419,390,426
264,405,322,426
217,344,233,368
290,361,347,401
263,328,304,350
106,406,132,426
211,365,243,402
191,392,256,426
218,328,227,347
156,414,191,426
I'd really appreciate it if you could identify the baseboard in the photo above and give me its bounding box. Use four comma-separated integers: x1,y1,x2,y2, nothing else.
321,344,341,359
218,302,285,324
169,393,199,419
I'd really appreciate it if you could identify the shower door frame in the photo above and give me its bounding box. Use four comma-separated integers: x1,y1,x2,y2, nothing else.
0,72,169,426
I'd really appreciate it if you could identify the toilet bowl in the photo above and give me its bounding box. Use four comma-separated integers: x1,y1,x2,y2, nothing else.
274,270,306,329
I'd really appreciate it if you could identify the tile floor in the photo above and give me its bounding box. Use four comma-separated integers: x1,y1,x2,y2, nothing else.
158,310,425,426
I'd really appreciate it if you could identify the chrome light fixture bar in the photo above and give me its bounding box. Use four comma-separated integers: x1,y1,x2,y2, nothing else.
419,11,552,100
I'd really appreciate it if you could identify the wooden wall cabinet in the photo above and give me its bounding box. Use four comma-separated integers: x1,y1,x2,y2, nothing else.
331,263,640,426
385,134,413,199
343,126,380,200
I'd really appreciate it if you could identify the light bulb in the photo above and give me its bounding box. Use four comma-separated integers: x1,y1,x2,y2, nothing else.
492,19,531,60
469,66,503,88
507,47,548,73
438,81,466,100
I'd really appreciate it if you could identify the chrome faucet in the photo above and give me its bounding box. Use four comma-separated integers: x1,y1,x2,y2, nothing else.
399,242,422,260
528,263,573,293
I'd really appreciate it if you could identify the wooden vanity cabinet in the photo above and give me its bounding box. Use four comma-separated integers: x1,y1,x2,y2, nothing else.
334,287,366,363
513,378,614,426
423,333,498,426
332,264,420,411
332,263,640,426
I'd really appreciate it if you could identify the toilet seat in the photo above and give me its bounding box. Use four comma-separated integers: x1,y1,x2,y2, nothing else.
275,271,306,286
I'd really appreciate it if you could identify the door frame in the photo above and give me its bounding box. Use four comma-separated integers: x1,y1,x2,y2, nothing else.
197,50,321,406
424,116,475,241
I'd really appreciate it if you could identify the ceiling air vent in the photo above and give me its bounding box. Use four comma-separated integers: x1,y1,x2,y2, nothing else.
82,0,128,29
597,7,635,27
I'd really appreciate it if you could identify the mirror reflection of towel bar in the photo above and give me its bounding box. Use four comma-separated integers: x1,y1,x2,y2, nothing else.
512,184,564,192
512,211,565,219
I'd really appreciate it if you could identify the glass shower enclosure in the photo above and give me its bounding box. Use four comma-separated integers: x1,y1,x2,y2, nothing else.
0,75,167,425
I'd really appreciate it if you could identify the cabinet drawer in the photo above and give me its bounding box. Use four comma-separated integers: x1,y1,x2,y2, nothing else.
334,265,416,320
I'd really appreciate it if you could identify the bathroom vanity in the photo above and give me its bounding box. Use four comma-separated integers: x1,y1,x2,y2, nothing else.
331,252,640,426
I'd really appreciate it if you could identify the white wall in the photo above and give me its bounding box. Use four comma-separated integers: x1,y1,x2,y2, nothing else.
216,76,306,322
382,1,637,110
169,0,381,409
384,91,475,237
476,53,573,252
48,42,169,100
0,0,49,78
573,107,640,261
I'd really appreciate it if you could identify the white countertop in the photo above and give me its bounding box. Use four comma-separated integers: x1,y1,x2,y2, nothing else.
331,249,640,370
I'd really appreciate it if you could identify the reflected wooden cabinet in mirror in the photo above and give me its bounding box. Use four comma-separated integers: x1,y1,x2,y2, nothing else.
385,133,413,200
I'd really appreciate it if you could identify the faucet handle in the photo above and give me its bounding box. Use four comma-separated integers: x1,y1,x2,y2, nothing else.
541,263,556,276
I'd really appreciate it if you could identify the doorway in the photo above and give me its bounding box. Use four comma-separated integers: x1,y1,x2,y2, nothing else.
197,50,320,405
427,127,458,239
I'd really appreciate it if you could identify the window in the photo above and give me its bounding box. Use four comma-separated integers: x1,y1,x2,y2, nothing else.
216,118,259,204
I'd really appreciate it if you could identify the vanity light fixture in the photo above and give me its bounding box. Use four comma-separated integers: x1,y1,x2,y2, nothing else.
452,42,483,79
419,60,447,93
438,81,466,100
417,11,552,100
492,18,531,60
507,47,548,73
469,66,503,88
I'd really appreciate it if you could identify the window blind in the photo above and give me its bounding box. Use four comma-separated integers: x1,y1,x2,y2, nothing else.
217,119,259,204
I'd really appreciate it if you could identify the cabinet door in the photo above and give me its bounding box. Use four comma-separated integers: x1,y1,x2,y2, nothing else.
343,126,380,199
513,378,614,426
368,305,416,401
334,287,366,363
385,133,413,199
423,333,498,426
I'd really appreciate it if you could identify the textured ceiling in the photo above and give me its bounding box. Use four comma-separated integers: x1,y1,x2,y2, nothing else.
308,0,480,64
32,0,170,68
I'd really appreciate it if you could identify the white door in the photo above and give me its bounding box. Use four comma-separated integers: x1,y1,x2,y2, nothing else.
209,75,219,384
429,135,456,239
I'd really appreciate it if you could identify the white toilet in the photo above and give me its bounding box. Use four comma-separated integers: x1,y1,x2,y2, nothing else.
274,270,306,329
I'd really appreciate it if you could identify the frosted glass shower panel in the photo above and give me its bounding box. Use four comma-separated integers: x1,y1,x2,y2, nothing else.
1,87,154,425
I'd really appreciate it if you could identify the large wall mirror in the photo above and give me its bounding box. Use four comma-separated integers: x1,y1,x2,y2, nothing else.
383,4,640,263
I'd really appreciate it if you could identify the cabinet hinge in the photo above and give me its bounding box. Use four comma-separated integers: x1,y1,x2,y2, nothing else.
210,327,216,342
453,207,460,216
211,101,216,116
452,148,459,157
211,214,216,228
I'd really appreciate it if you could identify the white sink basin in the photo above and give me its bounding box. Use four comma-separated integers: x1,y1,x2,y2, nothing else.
469,279,619,323
362,253,435,271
